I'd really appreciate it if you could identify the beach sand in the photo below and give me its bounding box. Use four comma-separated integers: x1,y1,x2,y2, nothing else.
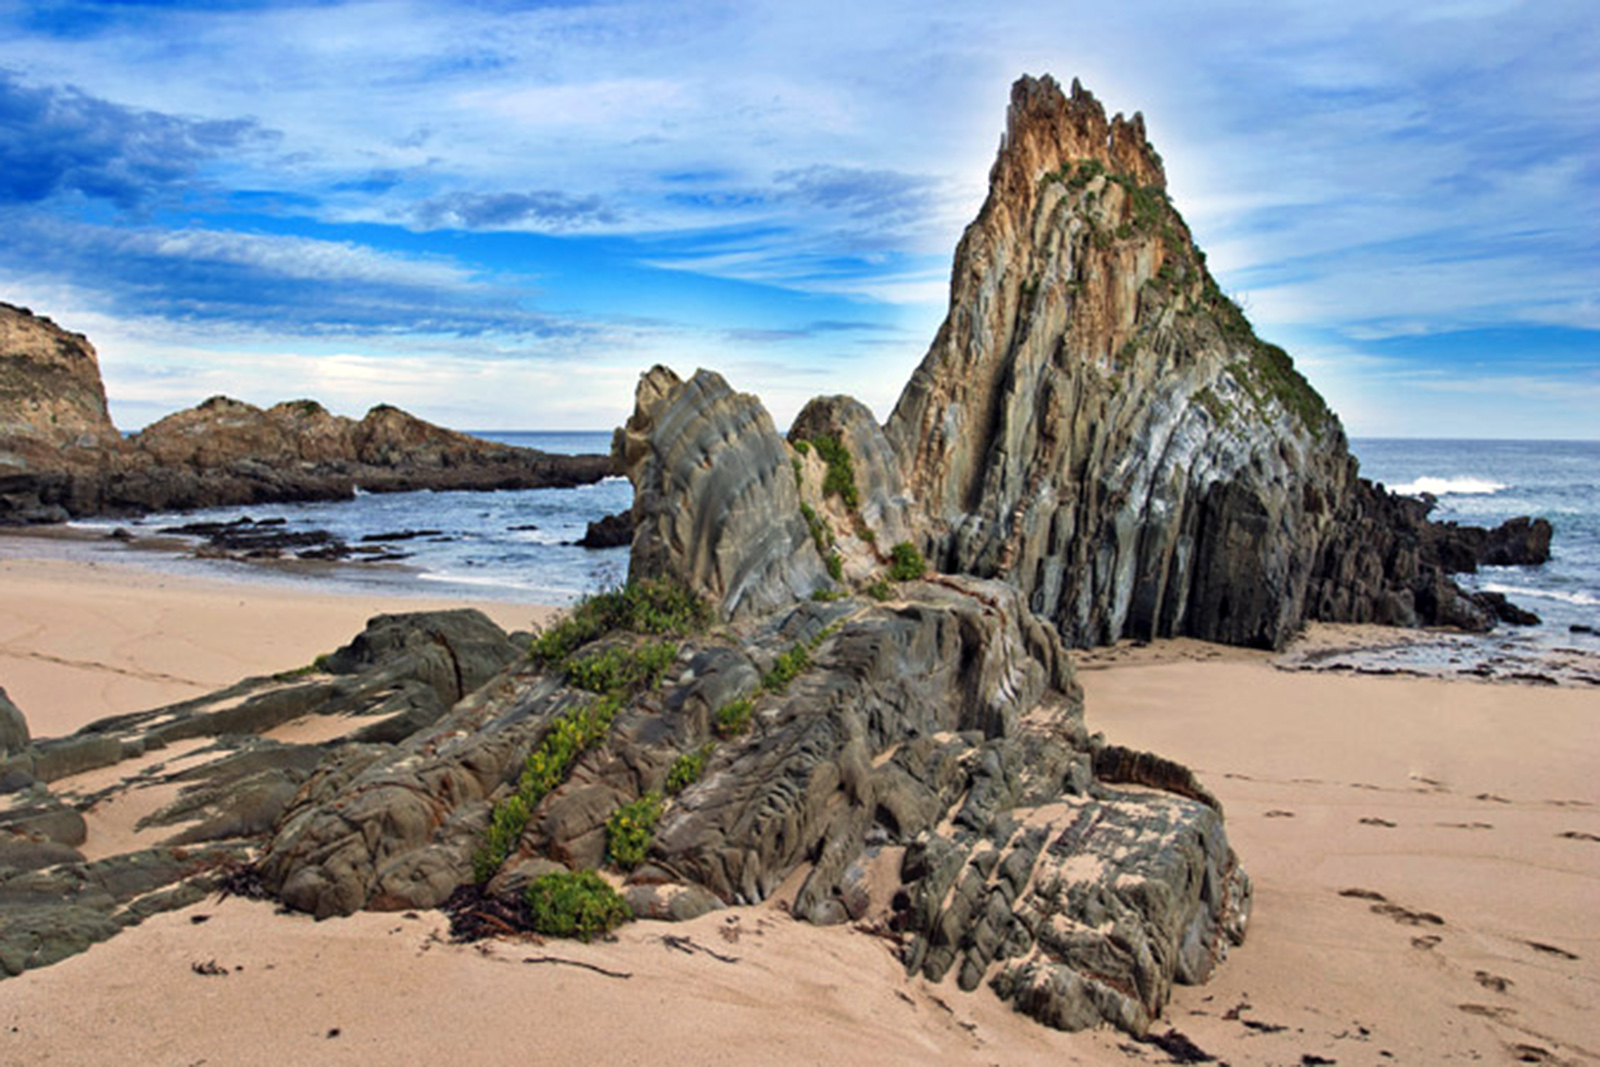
0,530,558,740
1,547,1596,1065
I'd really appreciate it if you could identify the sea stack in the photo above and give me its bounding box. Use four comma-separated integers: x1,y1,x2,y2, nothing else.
886,75,1498,647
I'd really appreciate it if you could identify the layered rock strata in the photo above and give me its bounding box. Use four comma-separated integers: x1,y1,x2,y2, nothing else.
883,75,1536,648
0,609,521,976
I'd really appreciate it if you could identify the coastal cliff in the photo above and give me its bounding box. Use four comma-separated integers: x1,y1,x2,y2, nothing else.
0,302,613,523
884,75,1531,648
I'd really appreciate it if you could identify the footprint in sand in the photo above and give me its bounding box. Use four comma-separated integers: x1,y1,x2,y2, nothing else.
1525,940,1580,961
1338,888,1387,901
1372,903,1445,926
1458,1003,1516,1021
1556,830,1600,842
1359,816,1398,827
1474,971,1514,993
1411,934,1443,950
1475,792,1514,804
1438,821,1494,830
1264,810,1296,818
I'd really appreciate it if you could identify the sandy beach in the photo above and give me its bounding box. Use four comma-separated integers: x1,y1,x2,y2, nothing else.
0,529,559,740
1,544,1596,1065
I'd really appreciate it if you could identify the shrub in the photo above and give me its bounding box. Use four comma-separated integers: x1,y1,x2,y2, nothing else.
811,589,846,603
809,435,860,510
793,439,811,455
714,697,754,739
565,640,678,694
825,551,844,581
866,580,893,602
799,502,831,554
530,579,708,667
887,541,926,582
762,644,811,693
524,870,632,942
473,692,624,881
606,792,664,870
666,744,714,795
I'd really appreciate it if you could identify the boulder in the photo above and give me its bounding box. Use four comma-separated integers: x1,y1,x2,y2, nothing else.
0,687,28,757
618,366,831,619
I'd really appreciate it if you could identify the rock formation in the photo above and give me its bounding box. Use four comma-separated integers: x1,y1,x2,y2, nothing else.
0,302,614,523
883,75,1535,648
237,365,1249,1035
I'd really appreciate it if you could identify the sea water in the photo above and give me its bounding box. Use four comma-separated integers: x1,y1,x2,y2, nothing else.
70,432,1599,647
1351,438,1600,643
73,430,632,605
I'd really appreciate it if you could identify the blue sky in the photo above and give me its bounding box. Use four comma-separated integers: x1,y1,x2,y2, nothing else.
0,0,1595,438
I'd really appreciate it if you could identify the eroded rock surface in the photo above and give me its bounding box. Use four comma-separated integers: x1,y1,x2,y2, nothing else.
0,302,614,523
882,75,1539,648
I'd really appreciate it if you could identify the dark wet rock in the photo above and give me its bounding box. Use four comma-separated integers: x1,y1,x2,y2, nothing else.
574,510,633,549
1425,515,1554,573
1472,592,1541,627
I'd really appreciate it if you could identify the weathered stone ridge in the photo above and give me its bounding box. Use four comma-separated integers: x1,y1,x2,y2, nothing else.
0,305,614,523
619,366,830,619
884,74,1533,648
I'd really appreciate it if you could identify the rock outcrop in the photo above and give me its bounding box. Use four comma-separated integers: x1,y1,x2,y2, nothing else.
244,364,1248,1036
0,302,614,523
881,75,1538,648
618,366,830,619
0,609,522,976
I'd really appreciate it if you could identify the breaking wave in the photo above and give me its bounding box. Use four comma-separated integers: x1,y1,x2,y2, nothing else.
1480,584,1599,608
1390,476,1508,497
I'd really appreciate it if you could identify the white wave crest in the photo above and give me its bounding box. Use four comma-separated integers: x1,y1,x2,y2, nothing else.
1391,476,1508,497
1480,584,1599,607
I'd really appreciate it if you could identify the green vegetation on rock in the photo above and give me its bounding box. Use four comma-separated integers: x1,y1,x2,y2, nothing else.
666,744,714,795
713,697,754,739
807,435,860,510
565,640,678,693
529,579,709,668
606,792,663,870
524,869,632,942
887,541,926,582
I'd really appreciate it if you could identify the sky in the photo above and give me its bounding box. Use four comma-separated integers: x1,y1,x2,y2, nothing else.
0,0,1595,438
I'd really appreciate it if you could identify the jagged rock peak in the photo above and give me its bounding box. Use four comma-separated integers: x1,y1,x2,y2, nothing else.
992,74,1166,216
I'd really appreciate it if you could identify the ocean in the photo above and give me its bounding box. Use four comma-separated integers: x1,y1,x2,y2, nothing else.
68,434,1599,655
1350,438,1600,642
72,430,633,605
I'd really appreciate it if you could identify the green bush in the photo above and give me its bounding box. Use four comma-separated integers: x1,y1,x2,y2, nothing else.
811,589,846,603
666,744,714,795
887,541,926,581
762,644,811,693
793,439,811,455
799,502,831,554
530,579,709,667
473,692,623,881
866,580,893,602
565,640,678,693
524,870,632,942
606,792,664,870
825,551,844,581
714,697,754,739
809,435,860,510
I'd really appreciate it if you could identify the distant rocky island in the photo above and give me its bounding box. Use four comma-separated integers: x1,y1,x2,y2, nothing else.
0,304,613,525
0,74,1556,1038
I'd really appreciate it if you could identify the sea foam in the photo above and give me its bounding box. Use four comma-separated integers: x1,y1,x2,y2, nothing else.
1390,476,1508,497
